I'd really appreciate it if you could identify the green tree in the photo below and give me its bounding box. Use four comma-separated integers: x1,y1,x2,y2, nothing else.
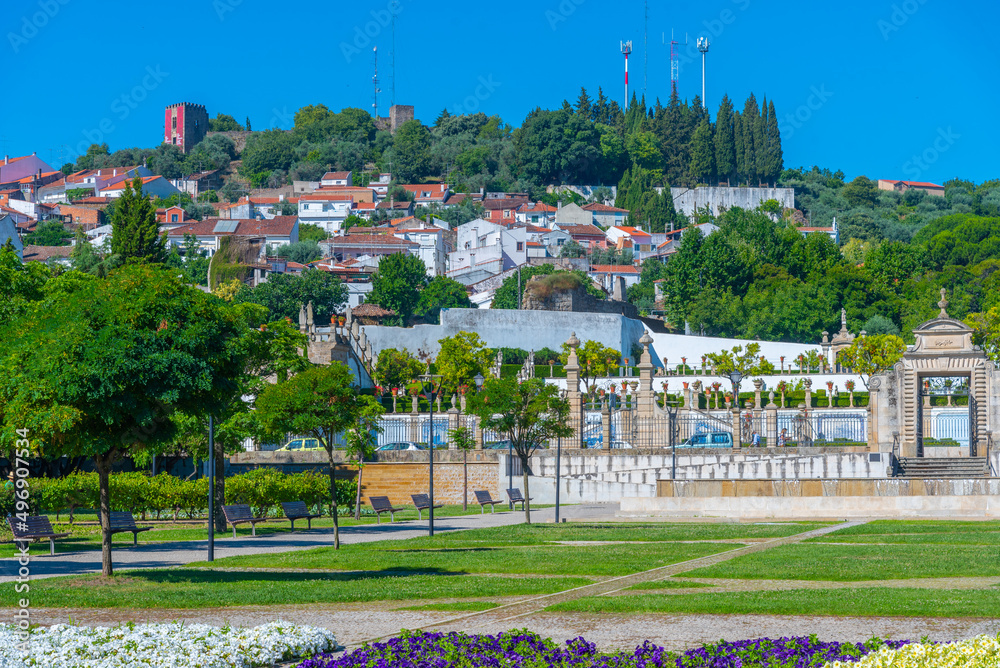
688,118,715,185
255,364,378,547
298,223,328,244
367,253,429,324
764,99,783,184
448,425,476,510
208,113,244,132
466,377,572,523
714,96,736,185
704,343,775,398
240,129,296,175
969,306,1000,361
435,331,493,394
0,243,50,327
862,314,900,336
0,265,248,575
842,176,880,209
235,270,347,323
558,339,621,395
24,221,72,246
414,276,472,324
392,120,432,183
110,176,167,263
836,334,906,389
274,241,322,264
344,396,383,520
372,348,424,391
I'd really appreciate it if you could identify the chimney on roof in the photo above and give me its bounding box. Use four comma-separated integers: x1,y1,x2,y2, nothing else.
557,200,562,210
3,156,7,165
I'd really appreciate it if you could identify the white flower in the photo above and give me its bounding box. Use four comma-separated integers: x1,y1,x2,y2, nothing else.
824,635,1000,668
0,621,336,668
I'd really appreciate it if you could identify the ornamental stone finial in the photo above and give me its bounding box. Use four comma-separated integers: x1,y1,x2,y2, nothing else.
938,288,949,318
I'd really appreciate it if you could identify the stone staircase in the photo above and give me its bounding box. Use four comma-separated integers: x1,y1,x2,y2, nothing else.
896,457,988,478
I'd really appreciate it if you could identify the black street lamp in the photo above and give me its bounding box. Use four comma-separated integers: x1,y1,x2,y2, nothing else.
555,388,565,524
727,370,743,409
207,414,214,562
420,374,442,537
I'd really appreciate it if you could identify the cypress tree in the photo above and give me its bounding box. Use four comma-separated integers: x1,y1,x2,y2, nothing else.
766,99,783,185
594,87,610,124
733,112,745,185
741,94,759,185
714,95,736,185
575,87,592,118
110,176,166,264
688,118,715,185
754,96,768,186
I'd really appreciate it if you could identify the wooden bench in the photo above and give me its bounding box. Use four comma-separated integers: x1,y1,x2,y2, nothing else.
221,504,270,538
474,490,504,514
506,488,532,511
368,496,405,523
7,515,70,556
410,494,443,521
281,501,323,531
107,511,153,546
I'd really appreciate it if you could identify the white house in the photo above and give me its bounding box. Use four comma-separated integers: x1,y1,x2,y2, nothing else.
515,201,558,226
605,226,653,251
0,214,23,259
448,218,527,284
67,165,151,198
320,171,353,187
583,202,629,228
99,175,179,200
392,227,449,277
298,193,354,234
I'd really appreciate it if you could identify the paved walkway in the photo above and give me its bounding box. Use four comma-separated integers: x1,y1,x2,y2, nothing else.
0,504,616,582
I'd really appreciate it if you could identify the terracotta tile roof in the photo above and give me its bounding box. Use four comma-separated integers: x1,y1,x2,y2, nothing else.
235,216,297,237
13,171,61,184
881,179,943,188
2,154,33,165
376,200,414,209
74,196,111,204
483,197,529,210
559,224,605,236
354,202,378,210
22,245,73,261
166,220,221,236
300,192,356,202
351,303,396,317
612,226,650,237
589,264,640,274
321,171,352,180
100,175,164,191
446,193,483,204
517,202,557,213
325,234,418,247
583,202,629,213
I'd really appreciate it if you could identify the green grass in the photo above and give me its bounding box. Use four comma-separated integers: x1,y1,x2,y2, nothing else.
676,543,1000,581
627,579,716,591
0,569,590,609
189,540,736,577
808,520,1000,545
396,601,500,611
550,587,1000,618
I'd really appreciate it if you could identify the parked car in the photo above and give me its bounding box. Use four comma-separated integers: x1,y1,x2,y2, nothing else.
279,437,326,452
676,432,734,448
376,441,426,451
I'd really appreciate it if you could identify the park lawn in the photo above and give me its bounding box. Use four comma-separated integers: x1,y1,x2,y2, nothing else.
0,569,590,609
808,519,1000,545
676,542,1000,581
405,522,830,547
0,505,494,558
549,587,1000,618
189,540,737,577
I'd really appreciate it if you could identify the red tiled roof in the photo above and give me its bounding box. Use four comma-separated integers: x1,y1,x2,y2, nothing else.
100,175,164,191
22,245,73,261
13,171,61,184
321,171,352,180
301,192,356,202
517,202,557,213
881,179,943,188
583,202,629,213
325,234,418,247
166,220,221,236
559,224,605,236
351,303,396,317
589,264,640,274
612,226,650,237
74,196,111,204
235,216,297,237
483,197,529,210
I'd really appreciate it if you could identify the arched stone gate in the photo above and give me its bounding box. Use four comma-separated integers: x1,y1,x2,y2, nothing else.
869,292,999,457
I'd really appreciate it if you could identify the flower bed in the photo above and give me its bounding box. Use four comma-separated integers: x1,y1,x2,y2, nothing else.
0,621,336,668
826,635,1000,668
296,630,913,668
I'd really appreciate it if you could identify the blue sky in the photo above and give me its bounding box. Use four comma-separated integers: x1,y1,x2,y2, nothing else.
3,0,997,184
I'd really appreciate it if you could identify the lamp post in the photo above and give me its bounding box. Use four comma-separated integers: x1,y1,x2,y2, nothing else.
555,388,565,524
420,374,442,537
207,414,215,562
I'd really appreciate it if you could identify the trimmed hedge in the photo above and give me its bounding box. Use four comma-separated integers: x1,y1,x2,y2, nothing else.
0,470,357,523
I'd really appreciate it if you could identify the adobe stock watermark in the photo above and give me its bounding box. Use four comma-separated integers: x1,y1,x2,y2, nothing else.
340,0,403,63
674,0,752,80
877,0,929,40
778,85,833,140
449,75,501,116
269,106,294,129
11,428,32,655
214,0,241,21
902,127,959,179
65,65,169,159
545,0,586,31
8,0,71,54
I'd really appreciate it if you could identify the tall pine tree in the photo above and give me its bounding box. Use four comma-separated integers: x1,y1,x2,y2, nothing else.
754,96,768,186
593,87,610,124
111,176,166,264
688,118,715,185
765,99,783,185
575,87,592,118
733,112,745,185
714,95,736,185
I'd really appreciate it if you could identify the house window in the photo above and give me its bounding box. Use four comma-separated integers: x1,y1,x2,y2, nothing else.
516,242,524,251
172,117,177,129
503,210,511,218
171,214,178,222
557,238,565,246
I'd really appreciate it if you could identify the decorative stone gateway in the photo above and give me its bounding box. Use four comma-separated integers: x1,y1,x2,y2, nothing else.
869,290,999,457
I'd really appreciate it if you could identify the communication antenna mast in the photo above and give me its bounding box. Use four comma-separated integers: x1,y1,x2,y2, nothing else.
372,47,381,119
391,14,396,107
620,40,633,108
697,37,710,107
667,30,688,97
